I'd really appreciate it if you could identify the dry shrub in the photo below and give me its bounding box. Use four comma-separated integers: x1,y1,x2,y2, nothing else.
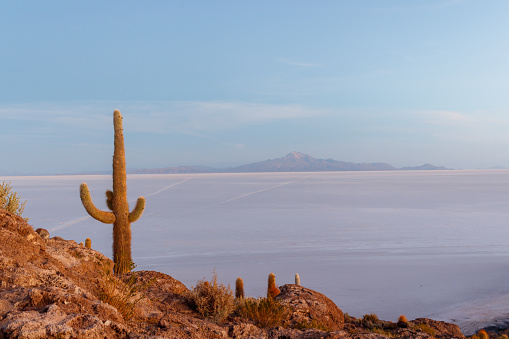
0,181,28,221
371,328,396,338
296,319,332,331
363,313,380,323
237,297,287,328
98,262,152,320
416,323,436,337
186,271,235,323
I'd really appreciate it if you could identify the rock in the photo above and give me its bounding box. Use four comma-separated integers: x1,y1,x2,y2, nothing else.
412,318,465,339
35,228,50,241
230,322,266,338
276,284,345,331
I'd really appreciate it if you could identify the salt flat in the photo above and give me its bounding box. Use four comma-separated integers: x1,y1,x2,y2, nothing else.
5,170,509,334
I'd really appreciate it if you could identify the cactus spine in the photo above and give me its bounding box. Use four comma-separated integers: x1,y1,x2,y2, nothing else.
235,277,244,299
267,273,280,298
295,273,300,286
85,238,91,249
80,110,145,274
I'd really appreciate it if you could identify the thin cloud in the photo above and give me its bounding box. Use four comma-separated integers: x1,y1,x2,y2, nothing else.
370,0,465,12
279,58,323,67
420,110,472,126
0,100,329,136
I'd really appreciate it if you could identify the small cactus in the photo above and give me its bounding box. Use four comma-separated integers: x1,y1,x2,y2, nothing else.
295,273,300,286
397,315,409,328
85,238,91,249
478,329,489,339
267,273,280,298
235,277,244,299
79,242,84,246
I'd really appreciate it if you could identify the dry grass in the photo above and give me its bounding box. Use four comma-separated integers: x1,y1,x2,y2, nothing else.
236,297,288,328
186,271,235,323
363,313,380,323
295,319,332,331
98,263,153,320
416,323,435,337
0,181,28,222
371,327,396,337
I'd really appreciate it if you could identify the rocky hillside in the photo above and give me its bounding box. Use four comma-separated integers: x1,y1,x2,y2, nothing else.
0,208,478,338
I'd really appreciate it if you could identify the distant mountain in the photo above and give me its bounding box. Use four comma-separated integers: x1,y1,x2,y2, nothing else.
399,164,449,171
226,152,395,172
130,152,450,174
487,165,509,170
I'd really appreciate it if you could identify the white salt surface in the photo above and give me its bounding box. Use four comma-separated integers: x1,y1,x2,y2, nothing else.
5,170,509,334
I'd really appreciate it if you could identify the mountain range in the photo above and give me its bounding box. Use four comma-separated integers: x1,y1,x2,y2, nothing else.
130,152,450,174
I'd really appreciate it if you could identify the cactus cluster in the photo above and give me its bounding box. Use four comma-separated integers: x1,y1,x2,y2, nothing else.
235,273,301,300
80,110,145,274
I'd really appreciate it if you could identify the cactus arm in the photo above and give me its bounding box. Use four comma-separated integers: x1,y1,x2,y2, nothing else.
106,190,114,211
80,183,116,224
128,196,145,222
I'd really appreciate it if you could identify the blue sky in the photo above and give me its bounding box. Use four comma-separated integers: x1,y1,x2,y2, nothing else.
1,1,509,174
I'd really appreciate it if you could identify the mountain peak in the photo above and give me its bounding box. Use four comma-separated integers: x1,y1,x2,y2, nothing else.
286,151,312,160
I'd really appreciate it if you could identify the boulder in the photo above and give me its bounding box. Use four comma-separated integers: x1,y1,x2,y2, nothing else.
275,284,345,331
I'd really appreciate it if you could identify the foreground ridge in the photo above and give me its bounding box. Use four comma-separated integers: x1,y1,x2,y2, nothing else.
0,208,475,338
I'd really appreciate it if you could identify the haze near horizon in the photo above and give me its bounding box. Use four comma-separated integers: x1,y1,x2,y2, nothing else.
1,1,509,174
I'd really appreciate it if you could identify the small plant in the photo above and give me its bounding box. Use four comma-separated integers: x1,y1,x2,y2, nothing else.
397,314,409,328
85,238,92,249
478,329,489,339
295,273,300,286
98,262,152,320
295,319,332,331
362,313,381,329
371,328,396,338
237,297,287,328
416,323,435,337
235,277,244,299
267,273,280,298
186,271,235,323
363,313,380,323
0,181,28,222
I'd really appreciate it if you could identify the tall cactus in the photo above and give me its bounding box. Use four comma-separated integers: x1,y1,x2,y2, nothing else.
80,110,145,274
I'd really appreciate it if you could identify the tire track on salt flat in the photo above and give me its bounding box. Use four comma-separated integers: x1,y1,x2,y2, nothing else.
194,175,312,211
141,177,192,199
